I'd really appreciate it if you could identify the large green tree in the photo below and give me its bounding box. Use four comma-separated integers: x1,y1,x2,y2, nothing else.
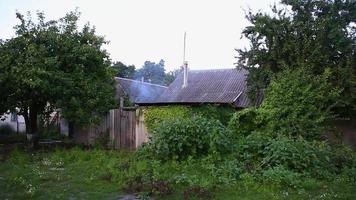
111,61,136,78
134,59,166,85
237,0,356,117
0,11,116,135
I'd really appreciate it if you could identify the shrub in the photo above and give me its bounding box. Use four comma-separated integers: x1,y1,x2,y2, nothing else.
259,166,303,188
235,133,338,177
191,104,235,126
144,105,235,133
228,108,265,139
147,116,231,160
329,144,356,172
259,68,340,140
262,136,333,177
144,106,192,133
236,133,271,171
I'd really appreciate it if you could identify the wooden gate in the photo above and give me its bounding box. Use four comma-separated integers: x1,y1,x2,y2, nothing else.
73,108,148,150
112,108,136,150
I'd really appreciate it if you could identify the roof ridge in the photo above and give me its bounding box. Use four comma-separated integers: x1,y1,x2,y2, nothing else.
189,68,245,72
115,77,168,88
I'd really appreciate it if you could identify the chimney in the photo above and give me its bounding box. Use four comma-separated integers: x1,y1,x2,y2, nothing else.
182,61,188,88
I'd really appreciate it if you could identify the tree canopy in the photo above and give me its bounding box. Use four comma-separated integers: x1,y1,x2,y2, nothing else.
0,11,116,134
134,59,166,85
111,61,136,79
236,0,356,117
111,59,179,86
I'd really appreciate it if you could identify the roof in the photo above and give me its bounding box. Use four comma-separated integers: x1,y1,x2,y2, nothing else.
115,77,167,104
139,68,251,108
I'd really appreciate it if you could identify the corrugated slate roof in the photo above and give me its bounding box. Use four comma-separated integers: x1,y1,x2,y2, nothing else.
115,77,167,104
142,68,251,107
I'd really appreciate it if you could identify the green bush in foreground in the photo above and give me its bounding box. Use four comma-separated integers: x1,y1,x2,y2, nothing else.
146,116,231,161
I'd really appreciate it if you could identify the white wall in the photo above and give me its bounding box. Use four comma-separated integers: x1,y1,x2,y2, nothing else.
0,113,26,133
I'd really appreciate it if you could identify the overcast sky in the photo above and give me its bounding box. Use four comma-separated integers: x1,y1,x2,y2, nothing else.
0,0,278,71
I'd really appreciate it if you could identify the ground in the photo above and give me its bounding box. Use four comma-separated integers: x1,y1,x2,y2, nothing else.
0,145,355,200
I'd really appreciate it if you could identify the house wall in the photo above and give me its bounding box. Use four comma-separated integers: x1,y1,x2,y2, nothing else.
0,113,26,133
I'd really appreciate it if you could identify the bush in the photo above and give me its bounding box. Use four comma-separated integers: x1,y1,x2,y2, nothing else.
191,104,235,126
235,133,339,178
146,116,231,160
144,105,235,133
259,166,303,188
236,133,271,171
259,68,340,140
228,108,265,139
144,106,192,133
262,136,333,177
329,144,356,172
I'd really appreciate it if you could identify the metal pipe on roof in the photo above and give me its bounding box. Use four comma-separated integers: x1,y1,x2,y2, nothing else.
182,61,188,88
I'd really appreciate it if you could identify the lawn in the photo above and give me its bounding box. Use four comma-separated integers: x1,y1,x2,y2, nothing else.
0,147,355,200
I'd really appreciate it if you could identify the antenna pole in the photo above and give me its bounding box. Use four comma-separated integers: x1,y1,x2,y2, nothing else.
183,31,186,63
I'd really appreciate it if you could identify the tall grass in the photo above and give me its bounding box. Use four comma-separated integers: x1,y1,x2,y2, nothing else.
0,148,355,200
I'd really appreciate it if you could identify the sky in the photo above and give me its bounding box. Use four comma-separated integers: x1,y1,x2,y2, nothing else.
0,0,278,71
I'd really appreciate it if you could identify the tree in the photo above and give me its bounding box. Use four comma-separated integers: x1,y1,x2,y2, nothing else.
236,0,356,117
163,68,181,86
0,11,116,136
111,61,136,78
134,59,166,85
259,68,340,140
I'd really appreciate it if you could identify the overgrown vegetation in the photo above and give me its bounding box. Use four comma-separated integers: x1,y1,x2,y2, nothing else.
1,147,355,199
136,62,356,199
144,116,231,160
236,0,356,117
144,104,235,132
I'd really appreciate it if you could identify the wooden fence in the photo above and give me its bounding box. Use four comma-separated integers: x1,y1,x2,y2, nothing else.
73,108,148,150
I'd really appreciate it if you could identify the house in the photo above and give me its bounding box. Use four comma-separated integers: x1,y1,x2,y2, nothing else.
70,65,257,149
115,77,168,105
137,64,255,108
70,77,168,149
0,112,26,133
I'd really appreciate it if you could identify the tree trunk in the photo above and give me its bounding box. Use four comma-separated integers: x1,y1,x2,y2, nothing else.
68,121,74,138
23,105,39,143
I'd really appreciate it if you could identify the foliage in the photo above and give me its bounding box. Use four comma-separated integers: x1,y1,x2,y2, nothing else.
37,128,63,140
262,136,333,177
111,61,136,78
0,10,116,134
233,132,356,179
163,68,181,86
228,68,340,140
228,108,264,139
144,106,192,133
144,105,235,133
259,68,340,140
1,148,355,200
147,116,231,160
134,59,167,85
259,166,303,189
112,59,179,86
237,0,356,117
235,133,271,171
191,104,235,126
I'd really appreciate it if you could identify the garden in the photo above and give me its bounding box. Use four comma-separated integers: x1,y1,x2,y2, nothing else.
1,68,355,200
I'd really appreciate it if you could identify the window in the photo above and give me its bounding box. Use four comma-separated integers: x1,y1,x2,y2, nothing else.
10,112,18,122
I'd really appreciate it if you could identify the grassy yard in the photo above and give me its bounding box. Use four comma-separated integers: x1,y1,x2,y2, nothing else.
0,147,355,200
